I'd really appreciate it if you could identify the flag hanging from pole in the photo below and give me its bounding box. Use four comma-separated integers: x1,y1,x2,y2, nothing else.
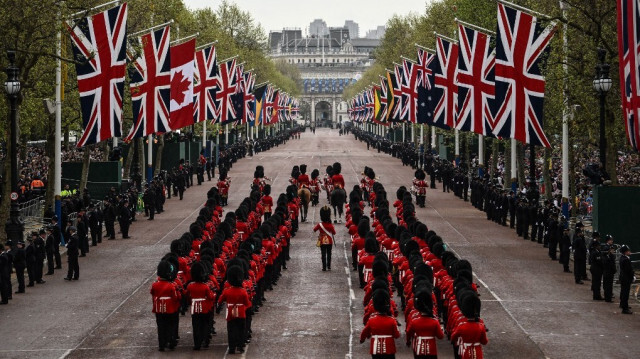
253,83,267,126
126,25,171,141
431,35,459,129
67,3,128,147
169,38,196,131
491,2,557,147
617,0,640,151
193,45,218,124
215,59,239,124
455,24,496,136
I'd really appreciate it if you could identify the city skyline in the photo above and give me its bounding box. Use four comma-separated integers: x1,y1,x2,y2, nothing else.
182,0,428,35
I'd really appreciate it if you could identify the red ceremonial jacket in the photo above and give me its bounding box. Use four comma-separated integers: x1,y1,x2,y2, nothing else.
360,313,400,355
186,281,216,314
151,279,181,314
218,286,252,321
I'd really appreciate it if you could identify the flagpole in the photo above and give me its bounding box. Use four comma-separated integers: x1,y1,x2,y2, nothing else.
196,40,218,51
561,1,570,217
434,32,458,44
454,18,496,36
128,20,174,38
431,127,436,151
478,134,484,166
511,138,517,184
455,130,460,156
55,17,63,237
68,0,121,19
496,0,551,19
415,43,436,54
169,32,199,45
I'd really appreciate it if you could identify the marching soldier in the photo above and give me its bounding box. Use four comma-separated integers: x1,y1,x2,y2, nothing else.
50,215,62,268
45,226,56,275
103,198,117,240
572,227,587,284
34,230,46,283
589,241,604,300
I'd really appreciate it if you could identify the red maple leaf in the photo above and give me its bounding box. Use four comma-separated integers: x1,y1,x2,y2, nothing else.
171,69,190,104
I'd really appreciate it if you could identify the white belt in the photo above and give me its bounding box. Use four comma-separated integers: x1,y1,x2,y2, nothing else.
190,298,206,315
363,268,373,282
458,338,481,356
413,336,435,355
372,335,392,355
155,296,171,313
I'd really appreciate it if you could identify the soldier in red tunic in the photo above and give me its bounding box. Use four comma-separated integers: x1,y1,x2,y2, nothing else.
217,265,252,354
309,169,321,206
150,260,181,352
450,292,488,359
297,164,310,188
261,185,273,221
185,261,216,350
313,206,336,271
406,289,444,359
360,290,401,359
217,170,230,206
413,169,428,208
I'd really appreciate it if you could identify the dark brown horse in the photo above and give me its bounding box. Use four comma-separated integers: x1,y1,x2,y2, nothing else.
298,187,311,222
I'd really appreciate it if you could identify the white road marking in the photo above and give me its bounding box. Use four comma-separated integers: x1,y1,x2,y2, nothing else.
426,202,546,357
342,238,354,359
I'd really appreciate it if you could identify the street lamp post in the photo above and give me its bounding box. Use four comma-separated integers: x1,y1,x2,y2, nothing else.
4,50,24,242
593,48,612,172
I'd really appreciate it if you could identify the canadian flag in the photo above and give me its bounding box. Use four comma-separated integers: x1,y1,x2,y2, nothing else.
169,38,196,131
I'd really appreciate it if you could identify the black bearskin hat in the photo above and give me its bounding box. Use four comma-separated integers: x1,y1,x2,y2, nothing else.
291,165,300,178
372,289,391,314
364,232,379,254
263,184,272,196
372,259,389,278
357,218,370,238
311,169,320,179
220,169,228,181
190,261,207,283
402,239,420,258
415,169,426,180
460,291,481,320
326,165,333,176
300,164,307,174
226,265,244,287
396,186,407,201
367,168,376,180
255,165,264,178
415,223,428,240
157,260,174,281
414,288,434,314
320,205,332,223
332,162,342,175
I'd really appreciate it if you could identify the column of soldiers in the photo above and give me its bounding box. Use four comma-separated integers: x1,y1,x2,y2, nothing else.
342,172,488,358
351,125,636,313
149,166,299,353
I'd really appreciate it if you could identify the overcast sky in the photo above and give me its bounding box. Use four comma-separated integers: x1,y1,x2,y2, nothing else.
183,0,430,36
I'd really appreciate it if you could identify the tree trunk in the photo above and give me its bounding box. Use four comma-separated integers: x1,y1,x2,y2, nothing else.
122,143,133,179
569,139,577,218
543,146,552,200
464,133,470,172
79,144,91,192
517,142,525,190
154,134,165,176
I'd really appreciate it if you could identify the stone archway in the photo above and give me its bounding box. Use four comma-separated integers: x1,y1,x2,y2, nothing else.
314,101,332,128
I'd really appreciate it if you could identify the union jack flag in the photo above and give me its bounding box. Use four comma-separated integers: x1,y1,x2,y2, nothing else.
242,71,256,125
365,88,375,122
67,4,128,147
377,77,389,124
416,47,435,89
617,0,640,151
193,45,218,123
402,59,420,123
432,35,459,129
492,3,557,147
125,25,171,141
389,67,404,122
455,24,496,136
215,59,239,124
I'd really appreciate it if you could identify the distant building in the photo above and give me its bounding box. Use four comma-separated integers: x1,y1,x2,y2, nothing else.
365,26,386,40
344,20,359,39
309,19,328,37
268,22,382,128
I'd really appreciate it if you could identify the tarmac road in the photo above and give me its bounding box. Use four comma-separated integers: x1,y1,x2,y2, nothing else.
0,128,638,359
